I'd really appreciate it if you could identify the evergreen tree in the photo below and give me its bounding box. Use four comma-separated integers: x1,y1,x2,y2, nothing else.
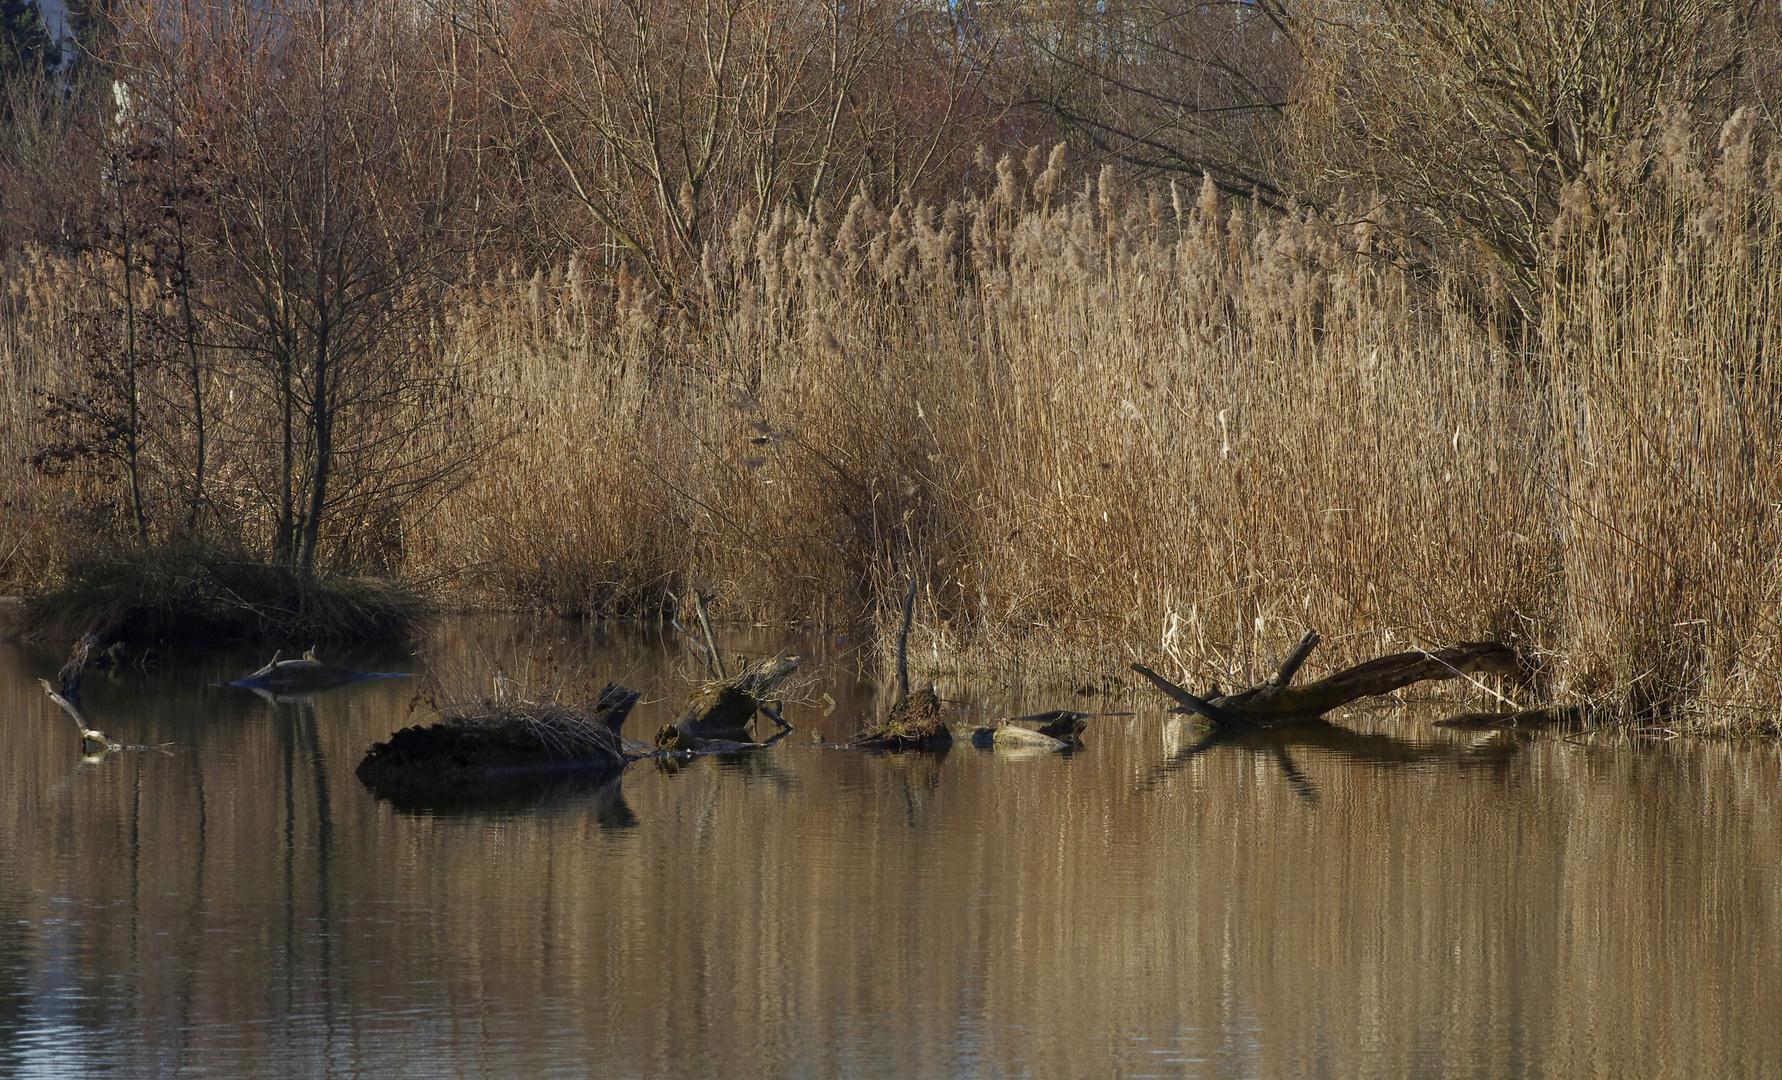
0,0,53,87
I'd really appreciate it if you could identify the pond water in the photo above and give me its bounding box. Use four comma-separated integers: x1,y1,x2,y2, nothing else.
2,617,1779,1078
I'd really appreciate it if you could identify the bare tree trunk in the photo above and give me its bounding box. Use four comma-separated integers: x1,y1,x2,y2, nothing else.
116,165,148,544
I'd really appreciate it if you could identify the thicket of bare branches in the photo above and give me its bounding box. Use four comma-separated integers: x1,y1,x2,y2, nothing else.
1288,0,1759,323
4,0,497,572
1019,0,1295,202
469,0,1017,296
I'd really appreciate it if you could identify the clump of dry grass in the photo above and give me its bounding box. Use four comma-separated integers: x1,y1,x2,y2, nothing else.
19,537,432,646
414,167,1553,684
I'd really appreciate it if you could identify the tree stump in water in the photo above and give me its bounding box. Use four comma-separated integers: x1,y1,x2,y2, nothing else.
853,578,953,750
675,652,802,738
1133,630,1527,729
855,686,952,750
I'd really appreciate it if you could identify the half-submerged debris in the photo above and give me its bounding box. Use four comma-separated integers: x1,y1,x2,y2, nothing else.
966,708,1129,752
1132,630,1527,729
222,649,410,694
653,723,788,755
968,721,1069,752
669,589,798,739
1433,705,1586,730
355,682,642,800
855,580,953,750
675,652,802,738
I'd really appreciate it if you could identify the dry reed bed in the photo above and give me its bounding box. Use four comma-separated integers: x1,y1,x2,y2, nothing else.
7,126,1780,729
413,137,1781,728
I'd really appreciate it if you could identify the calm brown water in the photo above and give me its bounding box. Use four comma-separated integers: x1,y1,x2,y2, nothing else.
2,618,1779,1078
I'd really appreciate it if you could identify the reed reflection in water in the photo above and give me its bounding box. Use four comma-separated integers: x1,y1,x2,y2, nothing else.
1,618,1778,1077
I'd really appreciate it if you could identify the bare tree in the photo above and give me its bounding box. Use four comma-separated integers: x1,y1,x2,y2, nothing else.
1288,0,1753,323
194,1,486,572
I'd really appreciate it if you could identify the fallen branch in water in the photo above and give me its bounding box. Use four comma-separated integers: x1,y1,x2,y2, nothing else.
1133,630,1527,729
38,633,118,754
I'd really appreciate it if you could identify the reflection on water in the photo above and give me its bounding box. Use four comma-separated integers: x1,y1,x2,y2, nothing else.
1151,716,1527,806
2,618,1779,1077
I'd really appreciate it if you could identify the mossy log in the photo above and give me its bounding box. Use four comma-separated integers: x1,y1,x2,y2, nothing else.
676,652,801,738
856,686,953,750
355,683,642,795
1133,630,1526,729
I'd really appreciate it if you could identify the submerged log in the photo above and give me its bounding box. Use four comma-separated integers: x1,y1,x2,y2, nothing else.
223,649,410,694
355,683,643,794
653,724,773,755
676,652,802,738
1016,709,1130,743
1433,705,1586,730
968,721,1069,752
1133,630,1527,729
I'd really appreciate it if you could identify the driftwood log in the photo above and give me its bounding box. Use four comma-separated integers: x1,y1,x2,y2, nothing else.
1133,630,1525,729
